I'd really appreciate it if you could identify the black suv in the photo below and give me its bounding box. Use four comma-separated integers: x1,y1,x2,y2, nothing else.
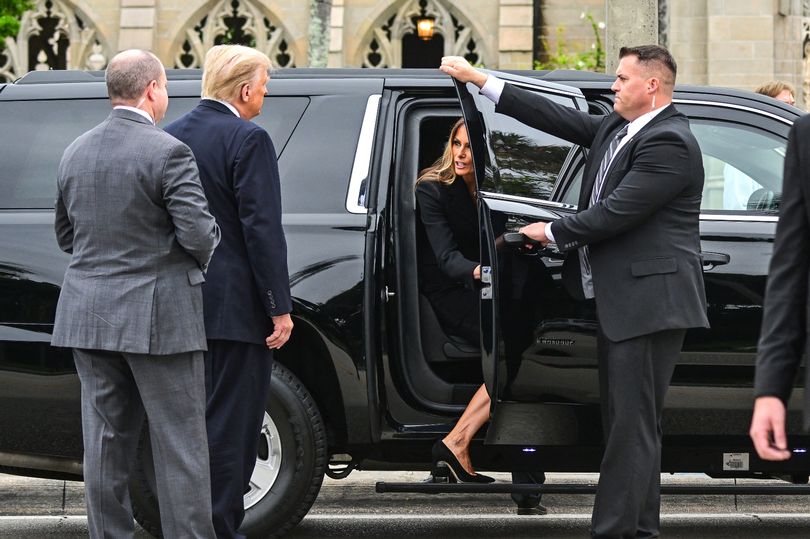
0,68,804,537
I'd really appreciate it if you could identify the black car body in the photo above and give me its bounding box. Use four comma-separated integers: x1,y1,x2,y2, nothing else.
0,67,804,536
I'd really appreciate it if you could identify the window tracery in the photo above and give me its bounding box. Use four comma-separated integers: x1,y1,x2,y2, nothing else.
0,0,107,83
174,0,295,69
361,0,481,68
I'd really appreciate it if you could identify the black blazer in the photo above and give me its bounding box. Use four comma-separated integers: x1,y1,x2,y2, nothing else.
497,83,709,342
415,177,478,295
165,100,291,345
754,114,810,426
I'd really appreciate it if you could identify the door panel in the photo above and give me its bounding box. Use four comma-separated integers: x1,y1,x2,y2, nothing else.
458,75,805,446
454,72,592,444
542,101,800,437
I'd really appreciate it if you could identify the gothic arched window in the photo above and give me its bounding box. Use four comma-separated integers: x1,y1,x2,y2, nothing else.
0,0,107,83
360,0,483,69
174,0,296,69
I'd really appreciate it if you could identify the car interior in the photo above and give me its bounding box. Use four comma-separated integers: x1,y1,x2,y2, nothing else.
391,101,483,411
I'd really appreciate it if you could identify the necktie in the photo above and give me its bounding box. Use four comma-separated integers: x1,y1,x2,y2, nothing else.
589,124,629,207
579,124,628,299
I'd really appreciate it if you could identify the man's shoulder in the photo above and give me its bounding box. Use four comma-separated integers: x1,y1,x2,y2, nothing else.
60,119,111,163
792,112,810,133
641,107,692,138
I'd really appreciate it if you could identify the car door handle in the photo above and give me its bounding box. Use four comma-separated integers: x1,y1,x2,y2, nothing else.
701,251,730,268
501,232,564,258
502,232,540,248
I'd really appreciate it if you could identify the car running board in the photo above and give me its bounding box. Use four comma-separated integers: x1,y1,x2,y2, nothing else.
376,481,810,496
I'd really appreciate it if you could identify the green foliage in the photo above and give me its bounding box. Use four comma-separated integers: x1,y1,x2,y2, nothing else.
0,0,32,49
535,11,605,72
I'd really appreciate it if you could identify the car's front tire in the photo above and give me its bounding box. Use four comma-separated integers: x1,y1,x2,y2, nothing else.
130,362,327,538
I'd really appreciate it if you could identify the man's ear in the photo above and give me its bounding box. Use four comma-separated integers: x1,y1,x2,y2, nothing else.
241,82,251,102
145,79,158,102
647,77,660,94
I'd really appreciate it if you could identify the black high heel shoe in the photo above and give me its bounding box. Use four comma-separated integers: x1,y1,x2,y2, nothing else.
431,440,495,483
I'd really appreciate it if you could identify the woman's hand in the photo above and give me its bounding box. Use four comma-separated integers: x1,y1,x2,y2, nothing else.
473,264,481,280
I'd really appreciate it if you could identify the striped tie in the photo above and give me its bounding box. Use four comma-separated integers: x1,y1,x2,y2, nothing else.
589,124,629,207
579,124,628,299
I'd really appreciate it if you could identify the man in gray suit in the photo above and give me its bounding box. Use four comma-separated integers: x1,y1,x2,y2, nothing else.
52,49,220,539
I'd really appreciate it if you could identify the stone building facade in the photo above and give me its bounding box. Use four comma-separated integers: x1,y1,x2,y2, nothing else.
0,0,807,105
0,0,540,82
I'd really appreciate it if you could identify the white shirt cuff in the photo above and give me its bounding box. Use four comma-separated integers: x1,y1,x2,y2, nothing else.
480,75,505,104
545,222,555,243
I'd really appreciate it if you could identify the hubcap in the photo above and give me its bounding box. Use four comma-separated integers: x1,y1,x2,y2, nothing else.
244,411,283,509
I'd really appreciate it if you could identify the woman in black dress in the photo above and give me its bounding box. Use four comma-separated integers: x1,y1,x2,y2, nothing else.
415,118,493,483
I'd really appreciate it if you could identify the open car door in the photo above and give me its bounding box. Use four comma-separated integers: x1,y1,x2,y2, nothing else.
454,71,604,452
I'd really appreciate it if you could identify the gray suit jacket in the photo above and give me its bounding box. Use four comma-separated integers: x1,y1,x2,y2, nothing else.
52,108,220,354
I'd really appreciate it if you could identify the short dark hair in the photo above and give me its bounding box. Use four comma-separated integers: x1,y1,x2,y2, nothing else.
619,45,677,86
105,50,164,102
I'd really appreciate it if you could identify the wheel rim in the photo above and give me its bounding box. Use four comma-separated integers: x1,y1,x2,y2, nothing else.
244,411,283,509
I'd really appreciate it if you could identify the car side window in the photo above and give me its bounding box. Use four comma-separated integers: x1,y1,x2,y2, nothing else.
164,97,310,158
478,87,577,201
689,118,786,214
0,100,109,209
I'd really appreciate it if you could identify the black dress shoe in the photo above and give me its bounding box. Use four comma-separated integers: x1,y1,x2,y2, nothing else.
431,440,495,483
516,502,548,515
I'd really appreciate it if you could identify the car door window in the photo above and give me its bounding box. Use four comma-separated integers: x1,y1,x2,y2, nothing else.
690,119,785,214
0,100,109,209
477,88,578,200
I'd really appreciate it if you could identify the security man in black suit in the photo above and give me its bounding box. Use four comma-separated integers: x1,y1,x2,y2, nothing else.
165,45,293,538
441,45,709,538
750,113,810,462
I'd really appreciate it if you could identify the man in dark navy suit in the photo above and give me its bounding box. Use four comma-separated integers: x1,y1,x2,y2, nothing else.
165,45,293,539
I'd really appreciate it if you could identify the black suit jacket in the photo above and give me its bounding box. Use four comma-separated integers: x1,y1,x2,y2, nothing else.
754,114,810,426
415,177,479,296
165,100,291,345
497,83,709,342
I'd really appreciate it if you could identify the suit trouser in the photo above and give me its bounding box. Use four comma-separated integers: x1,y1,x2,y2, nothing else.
205,339,273,539
73,348,215,539
590,328,686,539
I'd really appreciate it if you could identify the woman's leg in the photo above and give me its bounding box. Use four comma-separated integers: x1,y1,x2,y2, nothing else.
441,383,490,474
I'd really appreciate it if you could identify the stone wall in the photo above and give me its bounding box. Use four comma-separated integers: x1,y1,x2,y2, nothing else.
2,0,805,102
669,0,803,104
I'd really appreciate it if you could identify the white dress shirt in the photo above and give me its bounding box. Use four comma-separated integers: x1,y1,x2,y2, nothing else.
203,98,240,117
113,105,155,125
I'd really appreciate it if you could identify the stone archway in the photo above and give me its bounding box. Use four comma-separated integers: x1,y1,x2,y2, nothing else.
171,0,298,69
0,0,109,82
359,0,485,69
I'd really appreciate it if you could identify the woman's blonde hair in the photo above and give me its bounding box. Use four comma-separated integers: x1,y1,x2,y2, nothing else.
416,118,467,186
201,45,272,101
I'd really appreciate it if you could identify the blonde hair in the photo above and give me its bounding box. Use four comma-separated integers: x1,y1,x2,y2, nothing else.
416,118,466,186
201,45,272,102
755,80,795,100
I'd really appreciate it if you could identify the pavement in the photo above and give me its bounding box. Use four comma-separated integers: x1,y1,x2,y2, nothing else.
1,471,809,537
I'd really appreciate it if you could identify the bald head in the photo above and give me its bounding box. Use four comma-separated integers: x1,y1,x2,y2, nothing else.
106,50,165,104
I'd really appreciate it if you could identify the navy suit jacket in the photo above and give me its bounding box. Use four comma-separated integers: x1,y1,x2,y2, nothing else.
165,100,291,345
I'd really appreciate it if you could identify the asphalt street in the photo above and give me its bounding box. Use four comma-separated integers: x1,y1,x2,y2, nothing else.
1,471,809,537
